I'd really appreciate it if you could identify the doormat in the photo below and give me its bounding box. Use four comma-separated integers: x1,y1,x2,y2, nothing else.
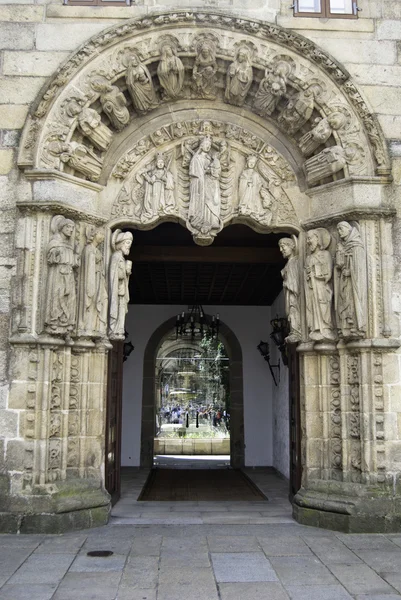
138,469,268,501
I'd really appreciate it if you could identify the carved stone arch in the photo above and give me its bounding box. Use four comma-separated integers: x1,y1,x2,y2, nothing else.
18,10,390,187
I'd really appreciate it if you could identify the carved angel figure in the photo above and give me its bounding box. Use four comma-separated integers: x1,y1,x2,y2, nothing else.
238,155,263,217
305,228,336,342
187,136,222,237
238,155,274,224
91,78,130,132
299,112,345,157
108,230,133,341
126,53,158,114
139,153,175,220
253,64,287,117
157,44,185,100
192,41,218,100
77,225,108,339
44,215,80,341
77,107,113,152
305,145,347,186
278,88,315,135
334,221,367,339
225,47,253,107
279,237,301,343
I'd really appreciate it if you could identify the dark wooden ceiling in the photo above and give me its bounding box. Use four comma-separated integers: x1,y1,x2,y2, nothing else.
127,224,287,306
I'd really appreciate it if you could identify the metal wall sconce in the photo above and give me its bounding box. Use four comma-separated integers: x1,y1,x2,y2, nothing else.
270,317,289,367
123,330,134,362
257,340,280,387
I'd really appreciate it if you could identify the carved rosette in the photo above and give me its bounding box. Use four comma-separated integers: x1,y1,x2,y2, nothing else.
373,352,386,484
329,355,342,479
347,354,362,483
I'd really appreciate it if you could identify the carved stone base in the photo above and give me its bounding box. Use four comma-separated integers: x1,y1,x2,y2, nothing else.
294,481,401,533
0,479,110,534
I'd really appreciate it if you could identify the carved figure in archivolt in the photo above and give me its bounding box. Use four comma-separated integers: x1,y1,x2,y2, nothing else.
192,40,217,100
278,88,315,135
138,152,175,220
44,215,80,341
299,113,346,157
187,136,222,238
238,155,274,225
48,140,102,182
109,230,133,341
91,78,130,132
157,42,185,100
279,237,301,343
225,46,253,107
334,221,367,339
77,225,108,339
76,107,113,152
305,145,347,186
126,53,158,114
254,63,287,117
305,228,336,342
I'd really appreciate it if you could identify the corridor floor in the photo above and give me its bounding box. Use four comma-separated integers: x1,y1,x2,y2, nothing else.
1,467,401,599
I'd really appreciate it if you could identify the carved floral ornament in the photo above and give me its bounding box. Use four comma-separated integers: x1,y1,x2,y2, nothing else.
18,11,389,190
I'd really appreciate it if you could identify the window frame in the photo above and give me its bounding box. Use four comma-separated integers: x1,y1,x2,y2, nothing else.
293,0,358,19
64,0,130,6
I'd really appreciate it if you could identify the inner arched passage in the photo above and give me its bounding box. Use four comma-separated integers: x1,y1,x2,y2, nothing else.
141,314,243,468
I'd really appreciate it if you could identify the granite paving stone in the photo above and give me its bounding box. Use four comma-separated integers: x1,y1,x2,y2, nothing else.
207,534,261,552
0,547,36,586
211,551,278,582
119,555,159,588
258,535,313,556
69,552,127,572
52,572,121,600
336,534,399,551
269,556,338,585
381,573,401,593
351,550,401,572
0,583,58,600
302,535,363,564
218,582,290,599
116,589,157,600
6,553,75,585
328,564,396,595
284,584,353,599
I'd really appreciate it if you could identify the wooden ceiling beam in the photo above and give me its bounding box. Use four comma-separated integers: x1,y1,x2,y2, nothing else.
131,246,282,264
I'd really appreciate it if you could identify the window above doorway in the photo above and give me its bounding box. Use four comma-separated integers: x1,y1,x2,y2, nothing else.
293,0,359,18
64,0,130,6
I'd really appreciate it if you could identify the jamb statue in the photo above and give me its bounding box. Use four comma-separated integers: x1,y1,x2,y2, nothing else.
108,230,133,341
279,237,302,343
44,215,80,342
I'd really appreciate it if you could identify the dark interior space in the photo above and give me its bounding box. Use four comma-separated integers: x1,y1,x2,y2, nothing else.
128,223,286,305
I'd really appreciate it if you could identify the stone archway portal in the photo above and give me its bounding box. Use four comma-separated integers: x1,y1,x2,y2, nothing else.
8,10,398,533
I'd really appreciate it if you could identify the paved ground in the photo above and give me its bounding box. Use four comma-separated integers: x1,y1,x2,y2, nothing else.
2,466,401,599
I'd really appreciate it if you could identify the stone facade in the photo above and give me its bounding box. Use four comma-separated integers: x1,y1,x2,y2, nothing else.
1,0,401,533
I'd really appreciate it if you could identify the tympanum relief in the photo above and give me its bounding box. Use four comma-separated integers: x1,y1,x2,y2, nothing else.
31,24,380,187
111,119,297,245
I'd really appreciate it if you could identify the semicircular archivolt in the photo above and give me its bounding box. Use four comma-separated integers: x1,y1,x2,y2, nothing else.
18,11,389,190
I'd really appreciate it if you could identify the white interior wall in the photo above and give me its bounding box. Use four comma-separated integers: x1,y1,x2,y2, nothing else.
270,290,290,479
121,304,274,467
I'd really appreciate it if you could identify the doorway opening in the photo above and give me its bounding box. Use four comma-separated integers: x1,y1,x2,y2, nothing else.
154,330,231,465
109,222,301,503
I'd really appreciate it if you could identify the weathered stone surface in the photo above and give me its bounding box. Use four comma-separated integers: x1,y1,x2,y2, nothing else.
0,150,14,175
0,105,29,130
3,51,69,77
0,77,47,104
0,23,34,50
35,23,109,52
0,5,43,22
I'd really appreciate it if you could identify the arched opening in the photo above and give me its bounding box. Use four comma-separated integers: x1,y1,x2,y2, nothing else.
112,222,299,502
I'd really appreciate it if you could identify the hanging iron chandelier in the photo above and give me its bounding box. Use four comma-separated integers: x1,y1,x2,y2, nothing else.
175,305,220,339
